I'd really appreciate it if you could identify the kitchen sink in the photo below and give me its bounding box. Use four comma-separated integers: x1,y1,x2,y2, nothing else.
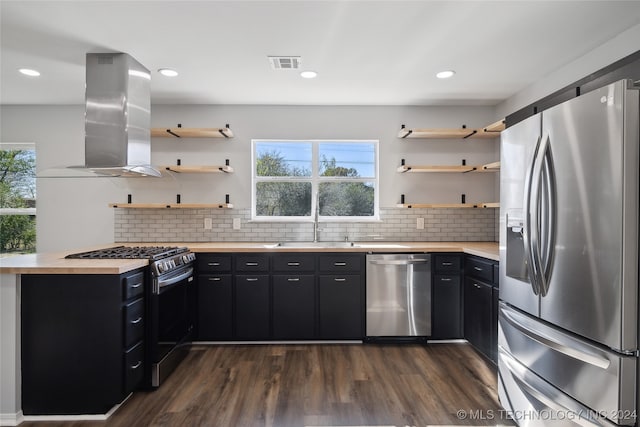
262,242,409,249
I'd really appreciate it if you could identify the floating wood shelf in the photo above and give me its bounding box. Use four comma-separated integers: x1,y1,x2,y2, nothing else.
151,125,233,138
164,165,234,174
397,161,500,173
109,203,233,209
395,202,499,209
398,119,505,140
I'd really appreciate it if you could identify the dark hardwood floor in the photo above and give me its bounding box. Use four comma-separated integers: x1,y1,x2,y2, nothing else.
21,343,513,427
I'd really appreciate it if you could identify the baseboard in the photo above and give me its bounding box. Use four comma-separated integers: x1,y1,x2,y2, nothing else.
18,393,131,424
0,410,24,427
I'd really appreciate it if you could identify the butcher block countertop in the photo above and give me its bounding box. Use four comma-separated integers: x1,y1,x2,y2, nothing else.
0,241,498,274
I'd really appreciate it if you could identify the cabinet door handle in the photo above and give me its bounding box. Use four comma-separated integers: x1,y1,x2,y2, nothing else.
287,262,301,266
246,262,259,266
246,278,259,282
442,262,453,266
208,277,222,281
440,278,452,282
474,283,482,289
131,317,143,325
131,282,142,288
287,278,300,282
334,278,347,282
334,262,347,266
208,262,221,266
130,360,142,370
474,266,483,271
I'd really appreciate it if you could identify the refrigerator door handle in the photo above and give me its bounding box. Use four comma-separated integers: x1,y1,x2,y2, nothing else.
538,133,556,296
499,347,617,427
501,306,611,369
523,135,542,296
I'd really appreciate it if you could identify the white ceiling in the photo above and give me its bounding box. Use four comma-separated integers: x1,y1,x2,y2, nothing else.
2,0,640,106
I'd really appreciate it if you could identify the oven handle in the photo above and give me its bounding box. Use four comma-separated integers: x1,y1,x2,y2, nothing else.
156,267,194,294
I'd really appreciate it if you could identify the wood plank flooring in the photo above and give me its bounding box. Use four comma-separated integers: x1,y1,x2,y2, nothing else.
21,343,513,427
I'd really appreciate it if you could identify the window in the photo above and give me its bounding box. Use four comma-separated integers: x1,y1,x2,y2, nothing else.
252,140,378,221
0,143,36,255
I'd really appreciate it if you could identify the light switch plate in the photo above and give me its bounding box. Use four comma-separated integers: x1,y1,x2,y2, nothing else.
204,218,213,230
233,218,241,230
417,217,425,229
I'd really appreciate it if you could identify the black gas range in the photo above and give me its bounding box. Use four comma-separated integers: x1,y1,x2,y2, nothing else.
66,245,196,388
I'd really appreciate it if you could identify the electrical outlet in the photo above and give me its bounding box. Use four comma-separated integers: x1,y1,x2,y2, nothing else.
204,218,212,230
417,217,425,229
233,218,241,230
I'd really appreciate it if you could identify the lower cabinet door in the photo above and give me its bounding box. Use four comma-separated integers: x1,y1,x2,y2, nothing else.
464,276,493,358
235,275,270,339
432,275,462,338
273,275,315,339
124,341,145,394
197,274,233,340
318,275,362,339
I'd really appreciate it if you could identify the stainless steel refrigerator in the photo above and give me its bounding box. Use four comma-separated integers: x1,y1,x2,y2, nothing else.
498,79,639,426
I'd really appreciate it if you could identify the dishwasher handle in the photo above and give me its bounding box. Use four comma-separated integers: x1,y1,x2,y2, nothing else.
368,258,429,266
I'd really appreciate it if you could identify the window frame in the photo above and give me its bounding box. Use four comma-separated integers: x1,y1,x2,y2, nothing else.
251,139,379,222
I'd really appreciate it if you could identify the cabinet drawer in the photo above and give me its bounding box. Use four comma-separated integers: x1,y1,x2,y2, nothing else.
434,255,461,273
434,274,461,287
197,254,232,273
272,254,316,272
124,341,144,394
319,254,362,272
465,256,493,283
123,271,144,300
124,298,144,349
235,254,270,272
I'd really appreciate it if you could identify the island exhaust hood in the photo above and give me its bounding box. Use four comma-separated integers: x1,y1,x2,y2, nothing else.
81,52,160,177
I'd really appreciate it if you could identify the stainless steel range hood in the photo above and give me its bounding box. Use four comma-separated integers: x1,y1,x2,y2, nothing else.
82,52,160,177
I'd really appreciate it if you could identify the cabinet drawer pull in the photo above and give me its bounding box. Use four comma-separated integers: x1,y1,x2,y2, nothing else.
334,278,347,282
287,262,301,266
287,278,300,282
131,282,142,288
208,262,221,266
246,262,259,266
130,360,142,370
246,278,259,282
208,277,222,281
130,317,143,325
440,278,452,282
474,266,483,271
334,262,347,266
441,262,453,266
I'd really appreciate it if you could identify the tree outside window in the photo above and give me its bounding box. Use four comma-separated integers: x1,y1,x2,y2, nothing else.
0,143,36,255
253,140,378,220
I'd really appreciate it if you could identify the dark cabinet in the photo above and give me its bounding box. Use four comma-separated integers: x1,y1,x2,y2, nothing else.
318,254,364,339
464,276,493,357
431,254,463,339
273,275,315,339
235,274,270,339
197,274,233,340
21,269,146,415
194,252,364,341
463,254,499,363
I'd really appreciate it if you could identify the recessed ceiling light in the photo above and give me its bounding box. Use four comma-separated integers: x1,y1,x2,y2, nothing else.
436,70,455,79
19,68,40,77
300,70,318,79
158,68,178,77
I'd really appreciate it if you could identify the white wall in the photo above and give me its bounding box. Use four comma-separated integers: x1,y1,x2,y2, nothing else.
1,104,500,252
496,23,640,119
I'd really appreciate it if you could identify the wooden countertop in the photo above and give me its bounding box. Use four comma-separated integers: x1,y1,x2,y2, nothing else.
0,241,498,274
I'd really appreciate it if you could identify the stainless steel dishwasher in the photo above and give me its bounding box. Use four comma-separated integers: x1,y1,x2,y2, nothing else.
366,254,431,337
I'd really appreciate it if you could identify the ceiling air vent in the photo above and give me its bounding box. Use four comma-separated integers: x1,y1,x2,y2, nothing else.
268,56,301,70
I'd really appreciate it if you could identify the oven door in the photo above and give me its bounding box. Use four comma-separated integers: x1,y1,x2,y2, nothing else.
148,265,194,387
